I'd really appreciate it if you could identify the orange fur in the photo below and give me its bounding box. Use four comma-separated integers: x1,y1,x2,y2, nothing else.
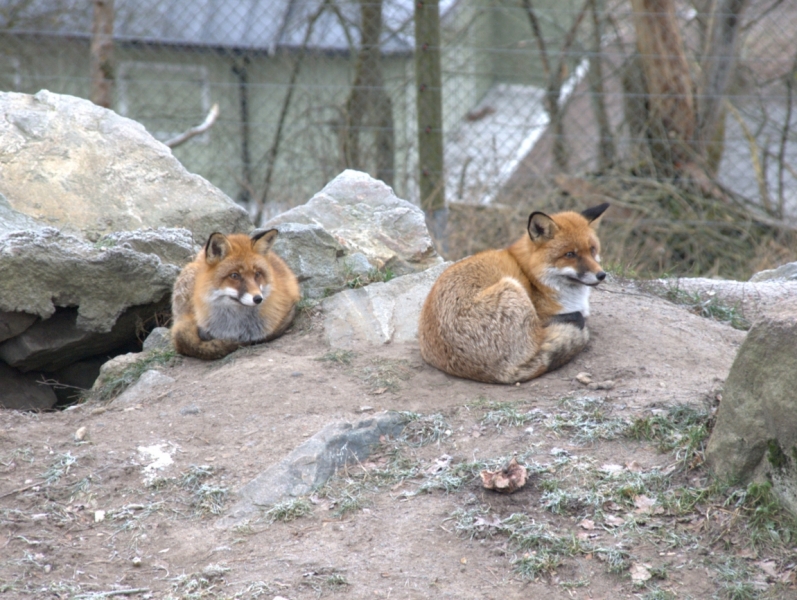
171,230,300,360
418,204,608,384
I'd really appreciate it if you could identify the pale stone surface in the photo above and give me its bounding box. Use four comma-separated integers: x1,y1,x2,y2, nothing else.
222,412,408,525
706,301,797,515
650,277,797,325
750,261,797,282
263,170,442,298
113,369,175,405
0,90,251,241
0,311,37,344
322,262,450,348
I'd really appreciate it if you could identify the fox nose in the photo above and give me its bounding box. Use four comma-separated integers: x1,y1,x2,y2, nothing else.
253,295,263,304
596,271,606,282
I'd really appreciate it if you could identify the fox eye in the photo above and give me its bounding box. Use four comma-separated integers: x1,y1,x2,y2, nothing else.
564,251,576,258
590,247,597,257
229,272,241,280
254,270,263,279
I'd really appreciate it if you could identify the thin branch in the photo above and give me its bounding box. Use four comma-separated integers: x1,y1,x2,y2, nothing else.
165,103,220,148
254,0,330,224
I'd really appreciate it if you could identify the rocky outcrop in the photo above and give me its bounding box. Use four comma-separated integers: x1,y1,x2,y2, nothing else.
322,261,450,348
0,91,253,409
263,170,442,298
222,412,408,525
705,302,797,516
0,90,250,241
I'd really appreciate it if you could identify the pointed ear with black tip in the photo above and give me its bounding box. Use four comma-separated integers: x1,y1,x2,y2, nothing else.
527,212,558,242
251,228,278,255
581,202,610,227
204,232,231,265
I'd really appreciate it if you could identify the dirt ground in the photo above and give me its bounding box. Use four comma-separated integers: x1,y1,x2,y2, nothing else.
2,279,796,599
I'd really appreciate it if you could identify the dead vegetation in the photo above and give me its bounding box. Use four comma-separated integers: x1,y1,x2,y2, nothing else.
446,171,797,281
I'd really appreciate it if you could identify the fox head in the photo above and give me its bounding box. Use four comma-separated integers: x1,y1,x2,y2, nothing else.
526,202,609,289
202,229,279,307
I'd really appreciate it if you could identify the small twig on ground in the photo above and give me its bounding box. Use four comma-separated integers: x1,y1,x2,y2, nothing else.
72,589,150,599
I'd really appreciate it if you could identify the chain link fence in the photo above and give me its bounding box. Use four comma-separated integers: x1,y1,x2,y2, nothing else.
2,0,796,274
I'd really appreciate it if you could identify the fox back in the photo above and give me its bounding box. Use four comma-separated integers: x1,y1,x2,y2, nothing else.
418,203,608,384
171,229,300,360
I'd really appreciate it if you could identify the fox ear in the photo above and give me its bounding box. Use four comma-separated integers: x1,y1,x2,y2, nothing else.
251,228,278,255
204,232,230,265
527,212,558,241
581,203,609,227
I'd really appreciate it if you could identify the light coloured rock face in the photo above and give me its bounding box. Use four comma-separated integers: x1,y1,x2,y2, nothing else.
705,302,797,516
322,262,450,348
264,170,442,298
750,262,797,282
0,228,180,332
0,90,251,241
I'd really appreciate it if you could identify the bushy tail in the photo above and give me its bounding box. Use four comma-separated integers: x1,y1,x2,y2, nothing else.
505,320,590,384
172,320,240,360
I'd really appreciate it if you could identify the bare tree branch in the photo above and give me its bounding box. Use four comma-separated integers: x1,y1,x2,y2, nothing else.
165,103,220,148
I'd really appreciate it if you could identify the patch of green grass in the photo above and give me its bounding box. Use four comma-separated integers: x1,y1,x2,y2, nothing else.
41,452,77,485
263,497,313,523
87,348,179,402
536,396,629,444
400,412,451,447
360,356,413,392
626,403,713,470
480,400,537,430
343,260,395,289
726,481,797,548
315,349,356,365
657,284,750,330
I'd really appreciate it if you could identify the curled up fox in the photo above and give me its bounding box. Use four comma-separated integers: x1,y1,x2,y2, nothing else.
171,229,300,360
418,203,609,384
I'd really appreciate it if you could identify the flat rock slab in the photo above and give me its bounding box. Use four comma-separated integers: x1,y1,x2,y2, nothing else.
649,277,797,325
221,412,408,526
322,262,450,348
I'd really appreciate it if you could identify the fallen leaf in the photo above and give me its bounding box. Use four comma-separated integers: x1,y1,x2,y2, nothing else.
634,494,658,514
600,464,624,476
756,560,779,579
625,460,642,472
630,563,652,584
579,519,595,530
605,515,625,527
480,458,528,494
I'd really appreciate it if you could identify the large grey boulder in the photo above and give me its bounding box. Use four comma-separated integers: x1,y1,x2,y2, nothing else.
0,228,182,332
222,412,408,526
323,261,450,348
0,90,251,241
0,90,253,409
705,302,797,515
263,170,442,298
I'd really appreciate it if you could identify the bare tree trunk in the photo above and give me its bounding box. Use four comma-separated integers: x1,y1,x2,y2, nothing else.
630,0,695,174
414,0,446,243
588,0,615,170
90,0,114,108
696,0,749,172
342,0,395,186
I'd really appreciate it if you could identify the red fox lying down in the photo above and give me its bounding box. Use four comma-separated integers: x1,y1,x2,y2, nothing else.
418,203,609,384
171,229,300,360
